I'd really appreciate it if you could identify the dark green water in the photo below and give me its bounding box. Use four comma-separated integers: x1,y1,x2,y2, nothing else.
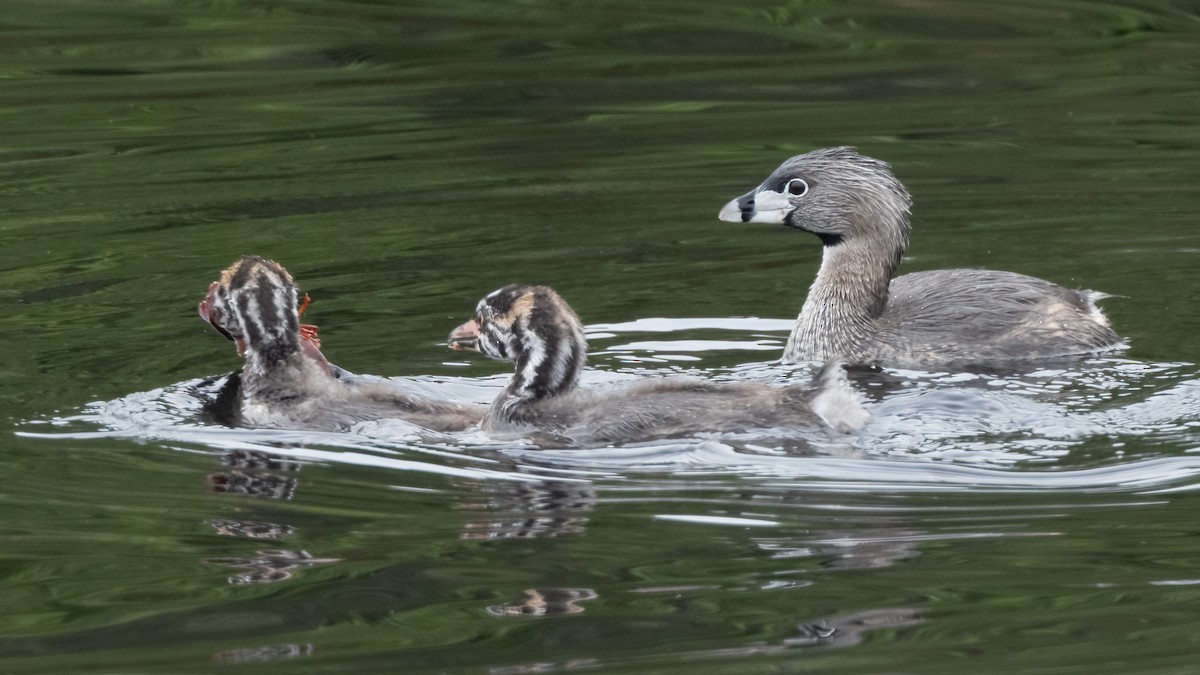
5,1,1200,672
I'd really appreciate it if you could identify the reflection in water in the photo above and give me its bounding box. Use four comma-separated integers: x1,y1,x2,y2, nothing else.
206,450,302,501
459,480,595,541
206,550,341,585
487,588,599,617
487,606,924,672
206,472,298,500
213,643,314,664
216,449,305,473
208,518,294,541
490,659,602,675
785,608,925,648
14,323,1200,670
755,528,922,570
203,450,336,586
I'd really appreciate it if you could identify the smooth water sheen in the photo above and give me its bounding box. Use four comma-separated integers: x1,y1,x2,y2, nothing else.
4,1,1200,672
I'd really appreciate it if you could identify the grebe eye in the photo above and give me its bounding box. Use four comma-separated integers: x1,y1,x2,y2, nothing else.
787,178,809,196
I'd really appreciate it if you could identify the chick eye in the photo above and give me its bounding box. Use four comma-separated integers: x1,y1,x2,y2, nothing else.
787,178,809,196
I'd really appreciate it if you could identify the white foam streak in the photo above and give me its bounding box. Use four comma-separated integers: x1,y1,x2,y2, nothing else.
587,317,795,334
654,514,780,527
505,441,1200,493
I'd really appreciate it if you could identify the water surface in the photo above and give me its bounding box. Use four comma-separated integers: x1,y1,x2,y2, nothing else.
4,1,1200,672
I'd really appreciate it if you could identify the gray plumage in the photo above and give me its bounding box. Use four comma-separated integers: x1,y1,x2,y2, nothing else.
200,256,485,432
719,147,1124,366
449,284,867,446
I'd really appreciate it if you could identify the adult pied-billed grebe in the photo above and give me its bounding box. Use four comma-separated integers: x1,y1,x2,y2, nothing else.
448,284,866,445
718,147,1124,366
199,255,485,432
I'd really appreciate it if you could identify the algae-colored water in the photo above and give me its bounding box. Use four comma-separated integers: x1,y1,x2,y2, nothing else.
4,1,1200,672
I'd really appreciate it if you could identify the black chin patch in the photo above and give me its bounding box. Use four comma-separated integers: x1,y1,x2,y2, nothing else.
786,220,844,247
815,232,845,247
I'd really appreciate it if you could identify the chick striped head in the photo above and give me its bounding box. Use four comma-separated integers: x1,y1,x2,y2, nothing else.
450,284,587,401
199,256,319,364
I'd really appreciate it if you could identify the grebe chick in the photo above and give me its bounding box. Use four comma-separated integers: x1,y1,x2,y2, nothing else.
718,147,1124,367
448,284,866,446
199,255,484,432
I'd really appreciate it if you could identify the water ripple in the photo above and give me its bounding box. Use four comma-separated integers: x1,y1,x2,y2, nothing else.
18,319,1200,495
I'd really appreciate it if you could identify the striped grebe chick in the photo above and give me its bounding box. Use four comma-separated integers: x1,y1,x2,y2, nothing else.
199,255,485,432
448,284,866,446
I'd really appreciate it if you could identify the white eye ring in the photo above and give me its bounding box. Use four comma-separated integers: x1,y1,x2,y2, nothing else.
786,178,809,197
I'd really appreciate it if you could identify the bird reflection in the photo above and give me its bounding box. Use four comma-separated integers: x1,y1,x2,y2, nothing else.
486,607,922,673
207,518,294,541
213,643,314,664
755,528,922,570
206,449,301,501
203,450,335,586
785,608,924,647
458,480,595,541
487,588,598,617
206,550,340,585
